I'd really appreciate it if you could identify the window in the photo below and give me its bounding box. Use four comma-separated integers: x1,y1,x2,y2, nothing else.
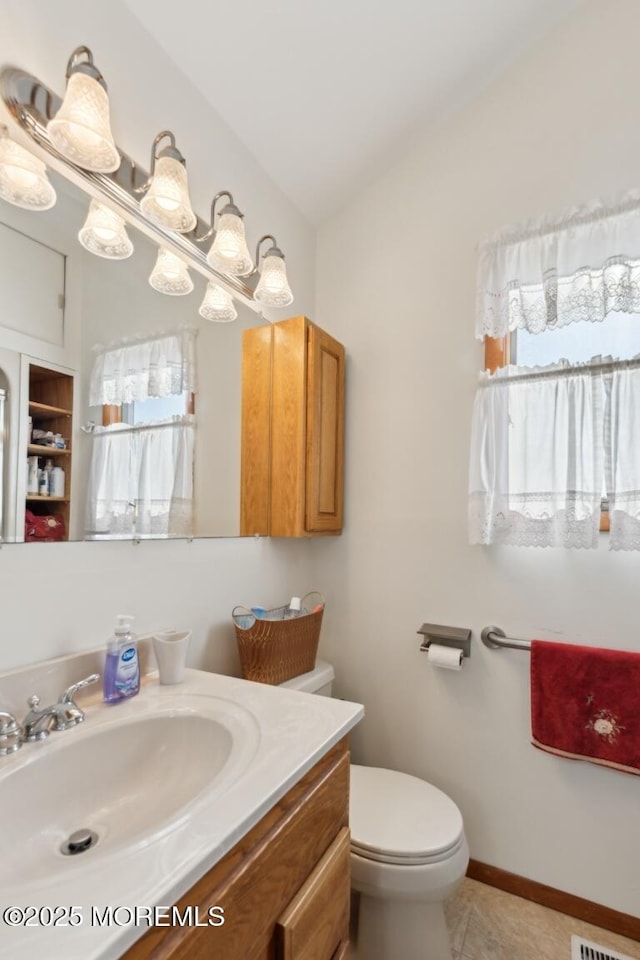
470,194,640,550
514,312,640,367
123,391,191,426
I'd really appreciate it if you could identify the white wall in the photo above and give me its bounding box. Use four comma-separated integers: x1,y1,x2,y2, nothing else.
315,0,640,916
0,0,317,673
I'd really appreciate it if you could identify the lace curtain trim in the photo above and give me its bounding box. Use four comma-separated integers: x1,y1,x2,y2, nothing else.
609,508,640,552
477,258,640,339
468,492,601,549
89,328,197,406
476,188,640,339
86,499,193,539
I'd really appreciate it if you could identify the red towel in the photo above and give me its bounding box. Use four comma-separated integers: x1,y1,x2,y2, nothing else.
530,639,640,776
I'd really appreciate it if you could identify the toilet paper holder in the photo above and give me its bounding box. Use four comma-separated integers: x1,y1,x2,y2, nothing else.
417,623,472,659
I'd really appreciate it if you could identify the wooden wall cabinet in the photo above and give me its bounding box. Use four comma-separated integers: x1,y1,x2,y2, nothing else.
123,738,351,960
241,315,345,538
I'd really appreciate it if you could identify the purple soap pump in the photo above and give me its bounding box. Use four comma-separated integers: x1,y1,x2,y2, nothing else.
103,614,140,703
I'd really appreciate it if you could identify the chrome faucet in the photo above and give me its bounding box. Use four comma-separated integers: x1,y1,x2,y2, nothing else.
21,673,100,743
0,711,22,755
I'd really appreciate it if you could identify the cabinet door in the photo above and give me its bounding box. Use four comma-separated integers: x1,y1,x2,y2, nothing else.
276,827,351,960
241,316,345,538
240,324,273,536
0,220,65,347
305,324,344,534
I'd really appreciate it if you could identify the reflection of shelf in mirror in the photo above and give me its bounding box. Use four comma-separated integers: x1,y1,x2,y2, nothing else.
28,400,72,419
25,495,69,503
27,444,71,456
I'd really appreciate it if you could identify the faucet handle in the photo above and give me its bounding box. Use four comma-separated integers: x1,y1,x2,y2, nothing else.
52,674,100,730
59,673,100,704
22,694,51,741
0,711,23,755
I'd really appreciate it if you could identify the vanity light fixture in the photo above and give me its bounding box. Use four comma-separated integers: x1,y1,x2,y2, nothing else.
139,131,197,234
198,282,238,322
0,126,56,210
253,235,294,307
197,191,253,276
1,60,297,312
78,200,133,259
149,247,194,296
47,46,120,173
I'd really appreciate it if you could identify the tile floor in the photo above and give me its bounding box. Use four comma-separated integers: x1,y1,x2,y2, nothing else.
444,878,640,960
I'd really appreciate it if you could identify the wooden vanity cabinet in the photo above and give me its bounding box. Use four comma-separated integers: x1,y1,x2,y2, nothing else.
241,315,345,538
122,737,351,960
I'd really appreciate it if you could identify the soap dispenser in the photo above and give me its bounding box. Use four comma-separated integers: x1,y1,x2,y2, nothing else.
103,614,140,703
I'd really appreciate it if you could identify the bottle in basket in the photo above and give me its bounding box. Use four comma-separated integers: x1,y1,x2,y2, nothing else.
285,596,302,619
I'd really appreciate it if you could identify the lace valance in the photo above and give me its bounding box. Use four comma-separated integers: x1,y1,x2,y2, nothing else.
476,191,640,340
89,328,197,407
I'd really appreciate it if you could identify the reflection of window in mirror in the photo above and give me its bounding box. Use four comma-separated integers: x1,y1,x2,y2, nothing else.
125,391,190,425
102,392,195,427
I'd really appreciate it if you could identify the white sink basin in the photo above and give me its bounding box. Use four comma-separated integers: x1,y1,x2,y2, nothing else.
0,695,260,892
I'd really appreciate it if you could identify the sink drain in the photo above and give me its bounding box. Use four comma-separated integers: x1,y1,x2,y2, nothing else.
61,829,98,856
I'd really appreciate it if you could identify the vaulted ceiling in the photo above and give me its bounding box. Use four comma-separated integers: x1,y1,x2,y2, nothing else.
124,0,584,225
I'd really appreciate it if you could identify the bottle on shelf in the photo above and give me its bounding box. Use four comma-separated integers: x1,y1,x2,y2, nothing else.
38,469,49,497
43,458,54,495
50,465,65,498
27,456,39,495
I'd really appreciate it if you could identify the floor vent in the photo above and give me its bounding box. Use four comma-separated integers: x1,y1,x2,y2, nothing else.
571,935,637,960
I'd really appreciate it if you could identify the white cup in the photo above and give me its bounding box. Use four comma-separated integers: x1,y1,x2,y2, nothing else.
152,629,192,685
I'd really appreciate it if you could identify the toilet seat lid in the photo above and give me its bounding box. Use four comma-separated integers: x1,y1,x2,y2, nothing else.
349,765,464,865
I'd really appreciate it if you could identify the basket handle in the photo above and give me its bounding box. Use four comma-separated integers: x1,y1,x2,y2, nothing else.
232,605,256,628
302,591,325,613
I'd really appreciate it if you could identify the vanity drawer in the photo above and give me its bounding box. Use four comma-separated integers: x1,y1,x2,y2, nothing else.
276,826,351,960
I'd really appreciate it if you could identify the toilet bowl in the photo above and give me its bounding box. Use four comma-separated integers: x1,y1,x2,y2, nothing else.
281,661,469,960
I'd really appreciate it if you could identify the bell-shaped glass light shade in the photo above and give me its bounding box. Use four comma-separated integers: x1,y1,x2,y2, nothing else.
254,252,293,306
78,200,133,259
149,247,194,296
198,282,238,322
140,156,197,233
0,132,56,211
48,72,120,173
207,212,253,276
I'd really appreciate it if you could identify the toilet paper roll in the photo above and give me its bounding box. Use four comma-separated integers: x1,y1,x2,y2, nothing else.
427,643,463,670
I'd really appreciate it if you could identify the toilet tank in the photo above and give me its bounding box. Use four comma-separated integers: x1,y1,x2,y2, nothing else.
279,660,335,696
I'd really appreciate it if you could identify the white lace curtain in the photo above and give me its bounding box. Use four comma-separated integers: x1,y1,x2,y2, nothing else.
476,192,640,340
89,328,197,406
85,417,195,539
469,358,640,549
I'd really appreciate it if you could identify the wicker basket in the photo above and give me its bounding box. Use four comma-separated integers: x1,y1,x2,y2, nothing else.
232,592,324,685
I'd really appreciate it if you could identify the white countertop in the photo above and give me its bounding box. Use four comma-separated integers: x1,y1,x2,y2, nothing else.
0,669,363,960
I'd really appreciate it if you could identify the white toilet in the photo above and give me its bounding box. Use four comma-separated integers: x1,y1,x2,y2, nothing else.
281,661,469,960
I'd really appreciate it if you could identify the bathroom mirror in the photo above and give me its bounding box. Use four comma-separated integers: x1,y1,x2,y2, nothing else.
0,169,263,542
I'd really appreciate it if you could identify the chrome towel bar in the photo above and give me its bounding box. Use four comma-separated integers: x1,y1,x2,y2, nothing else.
481,626,531,652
